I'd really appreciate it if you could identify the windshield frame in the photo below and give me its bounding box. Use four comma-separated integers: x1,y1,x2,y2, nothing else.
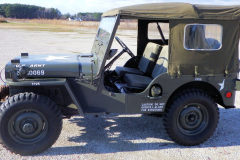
91,15,120,78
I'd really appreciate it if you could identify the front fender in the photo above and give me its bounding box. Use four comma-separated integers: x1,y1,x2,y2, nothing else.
6,78,84,116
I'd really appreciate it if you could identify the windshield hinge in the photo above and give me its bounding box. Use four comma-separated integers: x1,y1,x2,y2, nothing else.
177,66,181,78
225,66,229,77
91,60,95,85
195,66,200,77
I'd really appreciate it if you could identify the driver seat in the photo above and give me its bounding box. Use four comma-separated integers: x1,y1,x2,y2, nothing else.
115,42,162,77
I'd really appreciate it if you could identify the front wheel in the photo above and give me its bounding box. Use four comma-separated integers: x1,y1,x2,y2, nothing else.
0,93,62,155
163,89,219,146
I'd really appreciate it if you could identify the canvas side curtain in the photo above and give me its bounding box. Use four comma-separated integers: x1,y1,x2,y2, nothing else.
168,19,240,76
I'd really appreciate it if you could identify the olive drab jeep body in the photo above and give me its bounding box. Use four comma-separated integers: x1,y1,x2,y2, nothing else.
0,3,240,155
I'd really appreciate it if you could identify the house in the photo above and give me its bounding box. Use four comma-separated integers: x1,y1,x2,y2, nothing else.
68,17,82,21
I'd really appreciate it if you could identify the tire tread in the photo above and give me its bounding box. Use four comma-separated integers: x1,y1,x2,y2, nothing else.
0,92,62,155
163,89,219,146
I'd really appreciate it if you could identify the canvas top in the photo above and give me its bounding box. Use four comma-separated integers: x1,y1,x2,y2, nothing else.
102,3,240,20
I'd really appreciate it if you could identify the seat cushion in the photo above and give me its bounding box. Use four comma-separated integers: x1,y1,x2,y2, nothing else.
124,74,152,89
152,46,168,78
138,43,162,75
115,42,162,77
115,66,144,77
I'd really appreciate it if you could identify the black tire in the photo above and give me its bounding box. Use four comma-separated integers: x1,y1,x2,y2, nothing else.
0,93,62,155
163,89,219,146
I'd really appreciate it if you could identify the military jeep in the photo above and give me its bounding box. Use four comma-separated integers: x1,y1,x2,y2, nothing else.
1,3,240,155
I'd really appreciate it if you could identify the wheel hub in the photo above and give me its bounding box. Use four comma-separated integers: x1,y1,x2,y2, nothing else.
22,123,34,133
178,104,209,135
189,115,195,121
13,112,43,139
8,109,49,144
186,112,197,123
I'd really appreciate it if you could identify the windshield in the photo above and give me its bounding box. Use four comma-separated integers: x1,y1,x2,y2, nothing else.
91,16,118,75
96,17,116,43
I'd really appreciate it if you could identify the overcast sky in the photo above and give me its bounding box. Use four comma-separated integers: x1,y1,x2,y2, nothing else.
0,0,239,14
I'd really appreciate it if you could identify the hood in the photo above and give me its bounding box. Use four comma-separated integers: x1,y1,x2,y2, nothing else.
5,54,80,78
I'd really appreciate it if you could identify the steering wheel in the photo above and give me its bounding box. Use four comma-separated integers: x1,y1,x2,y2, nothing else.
115,36,135,58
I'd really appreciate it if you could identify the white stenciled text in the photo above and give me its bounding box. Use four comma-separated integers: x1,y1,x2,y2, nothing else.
141,103,165,112
28,70,45,76
32,82,40,86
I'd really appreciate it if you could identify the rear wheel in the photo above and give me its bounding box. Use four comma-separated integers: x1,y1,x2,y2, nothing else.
0,93,62,155
163,89,219,145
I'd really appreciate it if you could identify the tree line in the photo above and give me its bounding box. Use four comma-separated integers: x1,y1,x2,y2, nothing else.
0,4,60,19
64,12,102,21
0,4,103,21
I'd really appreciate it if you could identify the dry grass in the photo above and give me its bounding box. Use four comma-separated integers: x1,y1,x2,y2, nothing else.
148,23,169,39
6,18,99,28
1,18,169,33
119,21,137,30
31,19,100,28
4,18,100,30
0,17,7,23
5,18,139,30
0,18,85,32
